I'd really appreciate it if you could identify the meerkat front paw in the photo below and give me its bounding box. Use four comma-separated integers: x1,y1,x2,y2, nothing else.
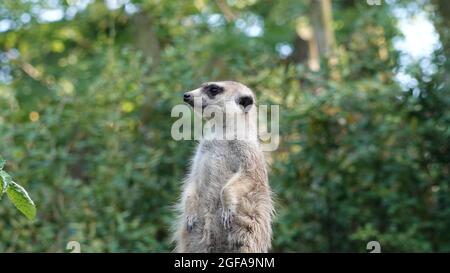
186,215,197,232
222,207,235,230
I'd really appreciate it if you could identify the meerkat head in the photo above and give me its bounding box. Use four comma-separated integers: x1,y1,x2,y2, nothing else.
183,81,256,120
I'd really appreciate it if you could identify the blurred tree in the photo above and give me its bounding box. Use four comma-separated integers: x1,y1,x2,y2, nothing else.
0,0,448,252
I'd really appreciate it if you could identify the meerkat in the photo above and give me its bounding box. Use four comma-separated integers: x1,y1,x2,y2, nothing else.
173,81,274,253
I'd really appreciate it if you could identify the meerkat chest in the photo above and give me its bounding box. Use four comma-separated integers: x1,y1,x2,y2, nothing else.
191,141,239,189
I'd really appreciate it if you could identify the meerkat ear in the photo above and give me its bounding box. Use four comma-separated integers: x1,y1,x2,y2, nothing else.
237,96,254,112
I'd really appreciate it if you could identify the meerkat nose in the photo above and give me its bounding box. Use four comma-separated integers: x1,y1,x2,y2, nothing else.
183,93,192,102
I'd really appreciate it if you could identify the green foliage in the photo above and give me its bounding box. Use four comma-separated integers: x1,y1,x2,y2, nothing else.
272,79,450,252
0,158,36,220
6,181,36,221
0,0,448,252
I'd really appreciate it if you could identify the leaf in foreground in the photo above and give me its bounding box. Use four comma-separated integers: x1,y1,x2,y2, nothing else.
6,181,37,221
0,170,11,197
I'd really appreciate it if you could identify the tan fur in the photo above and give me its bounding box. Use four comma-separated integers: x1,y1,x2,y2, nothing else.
173,81,274,253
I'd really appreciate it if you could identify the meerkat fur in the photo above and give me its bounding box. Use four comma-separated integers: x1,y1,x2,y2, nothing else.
173,81,274,253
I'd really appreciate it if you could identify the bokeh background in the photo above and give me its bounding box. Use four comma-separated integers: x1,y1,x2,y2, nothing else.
0,0,449,252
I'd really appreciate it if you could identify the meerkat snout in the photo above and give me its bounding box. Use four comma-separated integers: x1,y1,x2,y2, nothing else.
237,95,254,113
183,93,193,104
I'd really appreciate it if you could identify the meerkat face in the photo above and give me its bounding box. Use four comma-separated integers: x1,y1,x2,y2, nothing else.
183,81,255,119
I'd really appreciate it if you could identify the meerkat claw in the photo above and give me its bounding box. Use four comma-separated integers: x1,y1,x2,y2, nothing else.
186,215,197,232
222,208,234,230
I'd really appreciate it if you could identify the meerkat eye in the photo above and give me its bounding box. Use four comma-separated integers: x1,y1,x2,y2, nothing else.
204,84,224,97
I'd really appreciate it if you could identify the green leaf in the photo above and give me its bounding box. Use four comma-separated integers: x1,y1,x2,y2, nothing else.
6,181,36,221
0,170,11,197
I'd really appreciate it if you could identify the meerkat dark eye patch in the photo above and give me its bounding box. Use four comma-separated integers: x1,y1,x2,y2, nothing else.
203,84,224,98
237,96,253,112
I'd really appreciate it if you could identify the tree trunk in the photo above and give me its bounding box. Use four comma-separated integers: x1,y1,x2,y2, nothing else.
310,0,335,58
132,12,161,67
290,0,335,71
431,0,450,85
431,0,450,58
